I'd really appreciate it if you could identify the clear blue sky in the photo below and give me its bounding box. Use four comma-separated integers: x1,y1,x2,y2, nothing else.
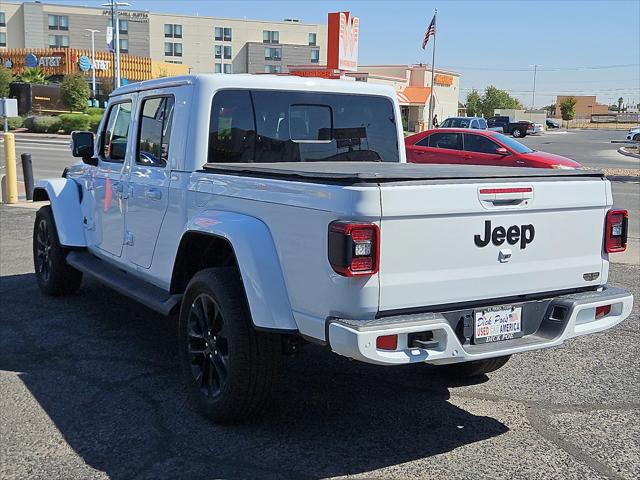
53,0,640,107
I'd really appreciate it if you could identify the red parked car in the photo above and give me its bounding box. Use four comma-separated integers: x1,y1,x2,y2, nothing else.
405,129,582,169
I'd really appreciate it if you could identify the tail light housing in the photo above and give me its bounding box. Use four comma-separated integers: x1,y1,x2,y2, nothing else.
328,221,379,276
605,209,628,253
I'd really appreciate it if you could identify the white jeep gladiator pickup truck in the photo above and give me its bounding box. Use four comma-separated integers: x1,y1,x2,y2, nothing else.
33,74,633,423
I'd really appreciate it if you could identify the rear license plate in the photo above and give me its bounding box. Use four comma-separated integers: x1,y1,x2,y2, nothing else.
474,305,523,344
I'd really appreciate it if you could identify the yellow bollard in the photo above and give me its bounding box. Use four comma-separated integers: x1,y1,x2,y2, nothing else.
3,132,18,204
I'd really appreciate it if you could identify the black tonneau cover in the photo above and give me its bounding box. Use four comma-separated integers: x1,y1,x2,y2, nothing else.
201,162,604,185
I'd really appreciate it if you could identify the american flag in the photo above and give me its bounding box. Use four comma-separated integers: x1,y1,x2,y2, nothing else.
422,14,436,49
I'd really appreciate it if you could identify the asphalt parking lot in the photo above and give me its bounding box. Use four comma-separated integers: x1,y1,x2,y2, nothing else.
1,205,639,479
1,128,639,479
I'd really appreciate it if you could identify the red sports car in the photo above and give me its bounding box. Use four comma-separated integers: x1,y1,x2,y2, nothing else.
405,128,582,169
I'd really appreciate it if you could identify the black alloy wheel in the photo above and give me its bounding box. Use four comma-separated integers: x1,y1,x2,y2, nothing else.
187,293,229,398
35,218,53,284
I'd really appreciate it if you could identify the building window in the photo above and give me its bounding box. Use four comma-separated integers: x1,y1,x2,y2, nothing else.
166,60,182,64
214,45,222,59
308,33,316,46
263,30,279,44
223,45,232,59
264,47,281,61
164,42,182,57
215,63,222,73
164,24,182,38
0,12,5,27
48,15,68,31
311,49,320,63
0,32,6,47
264,65,281,74
223,64,232,74
48,35,69,48
119,38,129,53
215,27,231,41
119,19,128,34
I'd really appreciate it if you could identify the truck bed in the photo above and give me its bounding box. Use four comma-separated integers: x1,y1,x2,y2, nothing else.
201,162,603,185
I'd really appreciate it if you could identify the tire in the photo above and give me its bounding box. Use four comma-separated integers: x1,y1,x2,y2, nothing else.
512,128,523,138
633,133,640,141
33,205,83,296
437,355,511,379
178,267,280,423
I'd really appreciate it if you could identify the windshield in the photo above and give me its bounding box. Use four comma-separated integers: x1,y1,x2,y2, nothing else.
493,133,534,153
441,117,471,128
209,89,399,163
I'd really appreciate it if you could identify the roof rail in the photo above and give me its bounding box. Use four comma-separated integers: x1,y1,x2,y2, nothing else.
109,78,193,97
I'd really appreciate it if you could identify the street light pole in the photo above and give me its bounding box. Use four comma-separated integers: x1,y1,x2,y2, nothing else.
85,29,100,99
103,1,130,89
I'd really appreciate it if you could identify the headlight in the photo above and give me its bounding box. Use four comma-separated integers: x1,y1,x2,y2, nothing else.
551,164,575,169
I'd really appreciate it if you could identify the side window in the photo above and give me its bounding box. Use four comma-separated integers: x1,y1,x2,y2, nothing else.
428,132,462,150
415,135,431,147
464,134,500,154
208,90,255,163
471,120,479,129
478,118,488,129
101,101,132,163
137,96,175,168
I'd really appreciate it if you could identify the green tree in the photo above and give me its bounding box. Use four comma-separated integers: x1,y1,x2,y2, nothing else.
61,73,90,112
543,103,556,116
480,85,523,118
617,97,624,112
465,89,482,117
0,66,14,97
17,67,49,85
559,96,577,123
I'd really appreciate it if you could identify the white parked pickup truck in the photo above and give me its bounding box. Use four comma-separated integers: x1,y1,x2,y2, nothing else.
33,75,633,423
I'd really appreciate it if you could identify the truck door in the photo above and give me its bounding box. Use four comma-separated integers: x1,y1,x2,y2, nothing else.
93,98,134,258
124,93,176,269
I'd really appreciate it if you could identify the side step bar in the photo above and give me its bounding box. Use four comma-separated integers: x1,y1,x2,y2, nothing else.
66,251,182,316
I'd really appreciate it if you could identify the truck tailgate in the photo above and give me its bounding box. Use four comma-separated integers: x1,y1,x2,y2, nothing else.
378,179,609,311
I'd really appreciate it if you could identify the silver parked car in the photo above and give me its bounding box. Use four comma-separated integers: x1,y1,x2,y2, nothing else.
439,116,503,132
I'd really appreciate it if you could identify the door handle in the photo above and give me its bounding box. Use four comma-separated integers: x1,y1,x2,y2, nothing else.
515,160,526,165
145,188,162,201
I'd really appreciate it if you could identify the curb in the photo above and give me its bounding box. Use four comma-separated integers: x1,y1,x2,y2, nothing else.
617,147,640,160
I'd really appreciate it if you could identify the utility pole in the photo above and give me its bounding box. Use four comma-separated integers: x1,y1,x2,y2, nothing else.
529,64,541,111
85,29,100,99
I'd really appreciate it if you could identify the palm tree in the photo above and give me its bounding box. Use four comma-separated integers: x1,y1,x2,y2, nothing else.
17,67,49,85
617,97,624,113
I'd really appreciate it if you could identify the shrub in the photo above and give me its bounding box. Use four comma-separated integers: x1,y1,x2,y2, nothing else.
7,117,25,130
85,107,105,116
88,114,103,132
59,113,90,134
23,116,36,131
31,116,62,134
0,66,13,97
61,73,90,112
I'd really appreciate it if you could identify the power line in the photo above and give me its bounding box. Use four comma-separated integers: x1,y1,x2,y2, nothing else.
439,63,639,72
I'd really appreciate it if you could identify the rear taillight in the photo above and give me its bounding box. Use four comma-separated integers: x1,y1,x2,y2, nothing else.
328,221,379,276
595,305,611,319
605,209,628,253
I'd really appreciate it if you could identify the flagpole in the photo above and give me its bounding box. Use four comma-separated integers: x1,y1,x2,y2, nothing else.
427,9,437,129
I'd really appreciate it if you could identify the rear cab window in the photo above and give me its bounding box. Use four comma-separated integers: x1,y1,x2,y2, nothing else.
208,89,399,163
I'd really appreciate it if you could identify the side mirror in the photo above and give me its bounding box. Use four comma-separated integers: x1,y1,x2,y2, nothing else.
496,147,509,155
70,131,97,165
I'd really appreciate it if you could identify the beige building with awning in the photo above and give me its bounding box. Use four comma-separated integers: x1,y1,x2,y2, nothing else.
346,64,461,132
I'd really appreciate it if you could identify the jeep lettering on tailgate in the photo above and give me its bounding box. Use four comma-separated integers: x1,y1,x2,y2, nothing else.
474,220,535,249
